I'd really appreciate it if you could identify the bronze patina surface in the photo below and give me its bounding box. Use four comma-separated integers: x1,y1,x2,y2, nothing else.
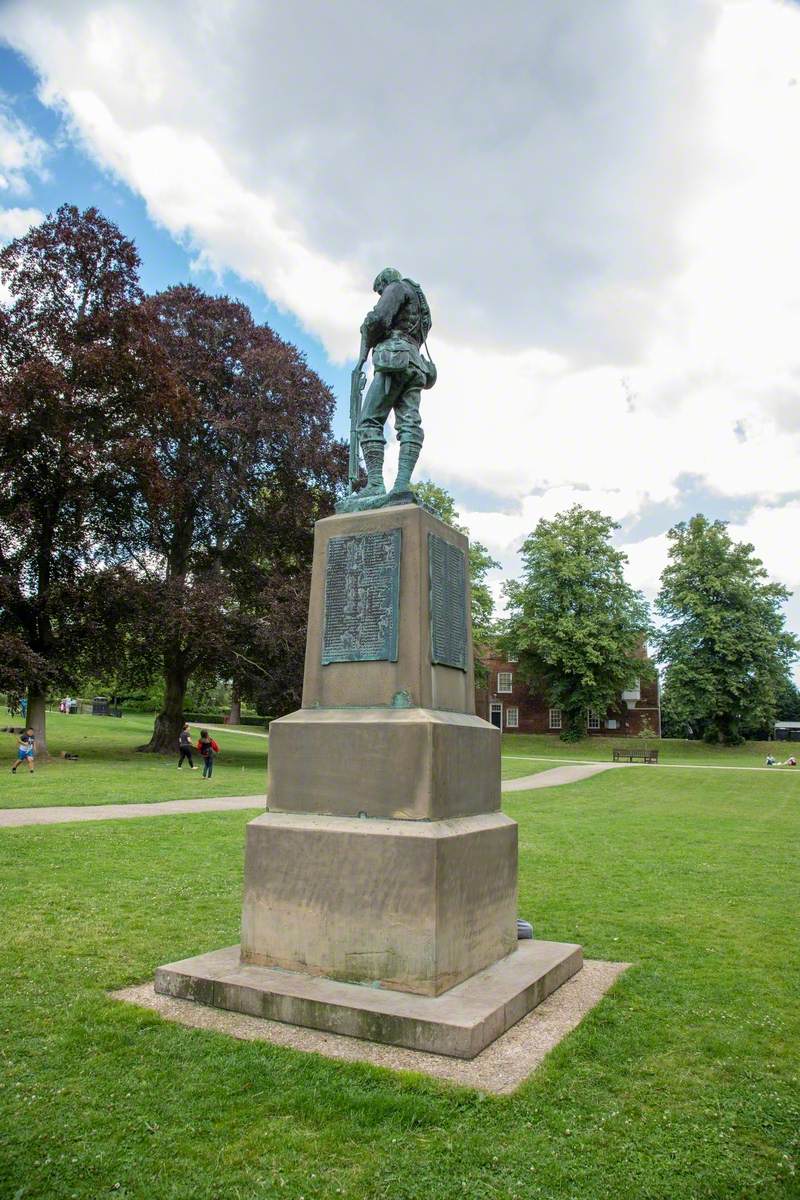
321,528,401,664
429,532,467,671
337,268,436,514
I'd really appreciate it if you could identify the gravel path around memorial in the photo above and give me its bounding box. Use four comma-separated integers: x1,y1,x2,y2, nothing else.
112,959,629,1094
0,763,620,826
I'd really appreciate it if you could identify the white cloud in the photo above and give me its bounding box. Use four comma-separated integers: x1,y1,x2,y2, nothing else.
0,106,48,192
0,106,48,251
0,205,44,240
3,0,800,656
729,503,800,589
618,533,671,597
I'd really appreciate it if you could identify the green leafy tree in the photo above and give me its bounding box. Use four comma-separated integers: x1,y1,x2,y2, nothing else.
502,505,652,741
655,515,799,745
413,481,500,674
774,676,800,723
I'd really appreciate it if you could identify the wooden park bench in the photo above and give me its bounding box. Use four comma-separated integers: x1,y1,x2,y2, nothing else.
613,747,659,764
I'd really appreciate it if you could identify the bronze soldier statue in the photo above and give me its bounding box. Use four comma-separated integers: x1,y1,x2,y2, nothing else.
339,268,436,512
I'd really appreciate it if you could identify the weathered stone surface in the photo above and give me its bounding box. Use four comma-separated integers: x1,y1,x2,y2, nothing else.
154,939,584,1059
300,504,476,714
240,811,518,996
267,707,500,820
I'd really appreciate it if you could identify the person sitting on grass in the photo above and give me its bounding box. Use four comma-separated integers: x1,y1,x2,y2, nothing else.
786,755,797,767
177,723,197,770
197,730,219,779
11,728,35,774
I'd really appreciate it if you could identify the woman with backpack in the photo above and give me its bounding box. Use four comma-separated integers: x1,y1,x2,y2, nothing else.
196,730,219,779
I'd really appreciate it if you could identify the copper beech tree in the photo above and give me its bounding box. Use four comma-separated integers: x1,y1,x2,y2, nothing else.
116,285,345,753
0,205,142,754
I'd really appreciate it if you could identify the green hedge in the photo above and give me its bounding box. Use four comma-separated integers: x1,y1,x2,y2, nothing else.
182,712,268,728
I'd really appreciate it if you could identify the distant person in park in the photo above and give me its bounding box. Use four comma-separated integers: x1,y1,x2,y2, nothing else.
197,730,219,779
786,755,797,767
11,728,35,774
20,697,27,719
177,723,197,770
766,754,777,766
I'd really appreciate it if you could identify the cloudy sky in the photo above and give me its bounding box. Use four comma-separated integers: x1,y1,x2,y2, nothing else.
2,0,799,677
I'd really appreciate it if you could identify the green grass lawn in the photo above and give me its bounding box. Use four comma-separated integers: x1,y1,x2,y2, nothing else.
501,731,796,769
0,711,267,809
1,768,798,1199
3,713,796,810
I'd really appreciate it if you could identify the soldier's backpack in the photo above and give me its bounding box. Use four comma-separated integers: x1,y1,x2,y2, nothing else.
403,278,437,389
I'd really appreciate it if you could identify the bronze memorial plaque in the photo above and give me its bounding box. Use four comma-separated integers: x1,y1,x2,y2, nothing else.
428,533,467,670
321,529,402,663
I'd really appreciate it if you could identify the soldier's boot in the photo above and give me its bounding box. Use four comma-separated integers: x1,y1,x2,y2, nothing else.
357,440,387,497
389,441,422,498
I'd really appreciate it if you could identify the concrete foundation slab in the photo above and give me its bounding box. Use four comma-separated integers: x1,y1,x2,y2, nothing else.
120,960,627,1093
155,938,582,1059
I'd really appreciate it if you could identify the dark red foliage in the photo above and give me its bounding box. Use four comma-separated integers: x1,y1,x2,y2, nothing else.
0,205,142,751
117,285,347,750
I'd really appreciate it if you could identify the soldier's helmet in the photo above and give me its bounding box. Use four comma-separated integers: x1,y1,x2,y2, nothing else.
373,267,402,293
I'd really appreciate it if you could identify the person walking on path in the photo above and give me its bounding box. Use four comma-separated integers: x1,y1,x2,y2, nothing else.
197,730,219,779
11,728,35,774
177,723,197,770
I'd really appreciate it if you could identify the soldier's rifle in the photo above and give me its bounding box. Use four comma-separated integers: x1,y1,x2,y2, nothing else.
348,330,368,494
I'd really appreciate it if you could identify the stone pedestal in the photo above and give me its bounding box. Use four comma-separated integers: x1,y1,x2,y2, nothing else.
156,502,581,1056
240,811,517,995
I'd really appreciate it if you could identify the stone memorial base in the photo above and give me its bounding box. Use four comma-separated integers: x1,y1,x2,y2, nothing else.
153,500,585,1060
155,939,583,1060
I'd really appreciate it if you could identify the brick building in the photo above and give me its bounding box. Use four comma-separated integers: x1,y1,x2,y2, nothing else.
475,649,661,736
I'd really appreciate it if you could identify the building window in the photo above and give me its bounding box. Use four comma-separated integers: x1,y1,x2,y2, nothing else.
507,652,519,663
587,709,601,731
621,679,641,702
606,719,618,730
506,706,519,728
497,672,513,693
549,707,562,730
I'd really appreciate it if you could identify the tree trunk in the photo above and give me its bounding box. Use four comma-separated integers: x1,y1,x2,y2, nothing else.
140,657,187,753
26,688,49,758
560,705,585,742
228,680,242,727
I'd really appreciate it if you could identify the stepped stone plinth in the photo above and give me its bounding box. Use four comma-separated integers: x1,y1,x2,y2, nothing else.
156,502,582,1057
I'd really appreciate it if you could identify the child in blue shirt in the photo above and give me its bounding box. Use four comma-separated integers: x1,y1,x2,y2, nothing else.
11,729,35,774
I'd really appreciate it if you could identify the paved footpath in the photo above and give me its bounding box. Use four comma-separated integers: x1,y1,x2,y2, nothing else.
203,724,268,739
502,762,624,791
0,795,265,827
0,763,621,828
